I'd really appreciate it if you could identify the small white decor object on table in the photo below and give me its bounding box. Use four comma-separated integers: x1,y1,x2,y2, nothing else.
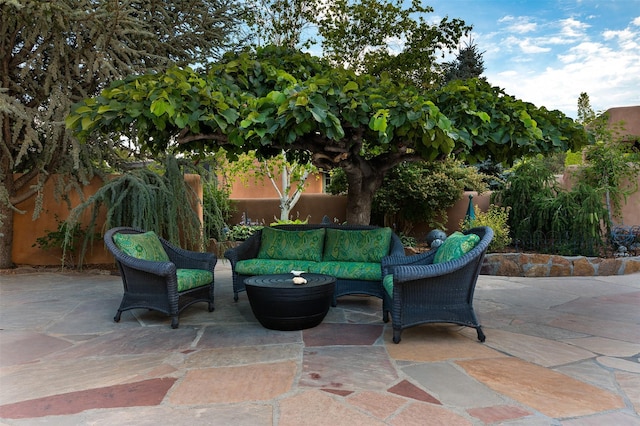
291,270,307,285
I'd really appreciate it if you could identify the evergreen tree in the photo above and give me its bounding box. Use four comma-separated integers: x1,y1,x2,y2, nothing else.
0,0,245,268
442,38,486,84
577,92,596,125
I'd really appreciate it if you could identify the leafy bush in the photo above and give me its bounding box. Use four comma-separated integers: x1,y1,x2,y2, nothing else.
493,157,610,256
225,224,262,241
33,215,100,267
564,150,582,166
203,178,235,241
399,233,417,248
370,159,488,233
460,205,511,252
270,217,309,226
575,139,640,223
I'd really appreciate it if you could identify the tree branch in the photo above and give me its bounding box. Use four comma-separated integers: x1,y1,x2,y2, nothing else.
176,131,228,144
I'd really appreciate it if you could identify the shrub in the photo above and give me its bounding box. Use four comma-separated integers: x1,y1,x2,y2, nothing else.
372,159,488,233
33,215,100,268
399,233,417,248
270,217,309,226
203,178,235,241
225,224,262,241
461,204,511,252
493,156,610,256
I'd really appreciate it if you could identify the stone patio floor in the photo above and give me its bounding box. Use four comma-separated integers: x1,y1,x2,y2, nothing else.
0,262,639,425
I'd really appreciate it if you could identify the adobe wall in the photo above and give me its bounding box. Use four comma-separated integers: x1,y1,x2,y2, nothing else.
10,173,638,266
228,172,325,198
606,106,640,140
229,194,348,225
11,174,202,266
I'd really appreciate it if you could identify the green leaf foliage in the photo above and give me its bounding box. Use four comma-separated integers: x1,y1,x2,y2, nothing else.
433,79,590,165
371,159,489,232
493,157,611,256
460,204,511,252
67,46,589,225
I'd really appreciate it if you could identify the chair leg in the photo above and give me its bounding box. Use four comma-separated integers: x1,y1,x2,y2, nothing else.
234,292,239,302
383,310,389,323
171,316,179,329
476,326,486,342
393,329,402,344
208,302,215,312
114,310,122,323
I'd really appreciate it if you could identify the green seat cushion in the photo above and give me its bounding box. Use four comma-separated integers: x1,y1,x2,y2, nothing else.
113,231,170,262
235,259,318,276
177,269,213,292
308,261,382,281
433,231,480,264
257,227,325,261
383,274,394,297
323,228,392,263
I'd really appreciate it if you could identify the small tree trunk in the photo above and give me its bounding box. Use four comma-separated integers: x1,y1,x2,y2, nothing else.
280,198,292,221
343,164,385,225
0,202,14,268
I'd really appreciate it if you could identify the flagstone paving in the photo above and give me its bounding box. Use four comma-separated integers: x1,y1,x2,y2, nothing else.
0,263,639,425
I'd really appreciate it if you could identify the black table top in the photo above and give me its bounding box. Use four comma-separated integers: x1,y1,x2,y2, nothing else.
244,273,336,289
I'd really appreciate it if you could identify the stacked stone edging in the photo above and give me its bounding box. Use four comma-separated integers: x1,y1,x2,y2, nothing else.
482,253,640,277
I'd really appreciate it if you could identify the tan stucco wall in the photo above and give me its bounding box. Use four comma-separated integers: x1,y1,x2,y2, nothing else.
226,170,325,198
230,194,348,225
11,174,202,266
606,106,640,140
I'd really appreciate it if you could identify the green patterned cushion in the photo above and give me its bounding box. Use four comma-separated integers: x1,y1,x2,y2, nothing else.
383,274,394,297
113,231,170,262
177,269,213,292
433,231,480,264
257,227,325,261
323,228,392,262
235,259,318,276
309,261,381,281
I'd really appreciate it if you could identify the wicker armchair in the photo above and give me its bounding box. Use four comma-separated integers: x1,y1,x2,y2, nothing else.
381,226,493,344
104,227,216,328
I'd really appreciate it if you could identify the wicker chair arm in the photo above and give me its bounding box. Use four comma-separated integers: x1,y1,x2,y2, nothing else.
385,226,493,283
161,242,217,271
382,249,434,267
113,251,176,277
224,232,262,265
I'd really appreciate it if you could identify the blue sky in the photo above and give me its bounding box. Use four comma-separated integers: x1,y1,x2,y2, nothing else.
427,0,640,118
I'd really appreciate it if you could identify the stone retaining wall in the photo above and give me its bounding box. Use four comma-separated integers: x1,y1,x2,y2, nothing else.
482,253,640,277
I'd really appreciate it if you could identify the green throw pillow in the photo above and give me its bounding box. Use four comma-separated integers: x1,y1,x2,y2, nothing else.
113,231,170,262
257,227,325,261
323,228,392,263
433,231,480,264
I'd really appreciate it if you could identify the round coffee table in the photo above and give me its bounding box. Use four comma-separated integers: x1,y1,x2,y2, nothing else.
244,273,336,331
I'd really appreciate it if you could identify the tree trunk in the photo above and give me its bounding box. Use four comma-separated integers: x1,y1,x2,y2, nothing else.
0,200,14,269
343,163,385,225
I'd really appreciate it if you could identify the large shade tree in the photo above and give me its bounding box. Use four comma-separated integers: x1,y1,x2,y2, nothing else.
68,47,589,225
0,0,245,267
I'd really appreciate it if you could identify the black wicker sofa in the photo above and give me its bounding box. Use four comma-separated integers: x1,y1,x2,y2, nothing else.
224,224,404,314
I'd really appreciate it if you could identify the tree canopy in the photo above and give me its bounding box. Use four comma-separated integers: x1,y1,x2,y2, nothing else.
68,46,589,224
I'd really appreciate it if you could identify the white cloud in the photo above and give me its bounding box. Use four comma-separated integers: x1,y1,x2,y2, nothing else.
498,15,538,33
633,16,640,26
489,30,640,117
558,17,590,38
519,39,551,53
